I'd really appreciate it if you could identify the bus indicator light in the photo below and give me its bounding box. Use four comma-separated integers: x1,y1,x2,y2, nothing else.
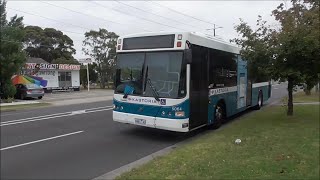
177,41,182,47
175,111,185,117
117,45,121,50
177,34,182,40
118,39,122,44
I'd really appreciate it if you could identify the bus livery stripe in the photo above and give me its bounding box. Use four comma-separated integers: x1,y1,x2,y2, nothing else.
252,82,269,88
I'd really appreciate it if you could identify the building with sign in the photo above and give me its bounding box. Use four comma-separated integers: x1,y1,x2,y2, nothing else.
20,58,81,92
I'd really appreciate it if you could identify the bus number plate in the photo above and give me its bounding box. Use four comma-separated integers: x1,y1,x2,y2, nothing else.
135,118,146,125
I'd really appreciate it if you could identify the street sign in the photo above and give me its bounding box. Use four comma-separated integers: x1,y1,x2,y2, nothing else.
78,58,92,92
78,58,92,64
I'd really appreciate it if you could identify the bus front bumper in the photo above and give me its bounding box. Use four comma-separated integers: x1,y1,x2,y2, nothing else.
113,111,189,132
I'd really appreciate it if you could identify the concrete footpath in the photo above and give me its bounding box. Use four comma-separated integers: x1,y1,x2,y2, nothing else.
45,89,114,106
50,96,113,106
0,89,114,107
273,102,320,106
0,101,40,107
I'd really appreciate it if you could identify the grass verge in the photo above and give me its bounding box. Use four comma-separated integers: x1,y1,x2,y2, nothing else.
293,91,319,103
0,103,51,112
117,105,319,179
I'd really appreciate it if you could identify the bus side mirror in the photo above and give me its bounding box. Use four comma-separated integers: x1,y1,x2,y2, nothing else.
184,49,192,64
115,69,121,88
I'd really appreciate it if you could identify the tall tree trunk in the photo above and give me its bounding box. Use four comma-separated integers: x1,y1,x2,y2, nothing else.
82,81,87,89
305,85,312,95
287,77,294,116
98,63,106,89
100,72,106,89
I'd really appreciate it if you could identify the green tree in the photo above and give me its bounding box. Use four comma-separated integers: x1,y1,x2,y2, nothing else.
272,0,320,97
23,26,77,63
51,57,79,64
232,0,319,116
82,28,118,89
0,0,26,99
80,62,98,88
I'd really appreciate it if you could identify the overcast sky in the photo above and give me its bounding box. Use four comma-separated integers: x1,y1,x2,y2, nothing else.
6,0,283,60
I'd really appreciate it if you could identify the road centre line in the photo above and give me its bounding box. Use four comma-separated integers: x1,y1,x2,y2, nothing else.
0,108,113,127
0,131,84,151
1,106,113,124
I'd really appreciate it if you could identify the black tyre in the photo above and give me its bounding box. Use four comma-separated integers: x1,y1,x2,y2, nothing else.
20,93,25,100
38,96,43,99
211,103,225,129
254,92,263,110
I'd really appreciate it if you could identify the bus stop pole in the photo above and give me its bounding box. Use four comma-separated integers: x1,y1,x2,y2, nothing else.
87,63,90,92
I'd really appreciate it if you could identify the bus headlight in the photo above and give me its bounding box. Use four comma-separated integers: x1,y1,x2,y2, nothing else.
120,106,124,110
161,111,166,116
113,104,116,109
175,111,185,117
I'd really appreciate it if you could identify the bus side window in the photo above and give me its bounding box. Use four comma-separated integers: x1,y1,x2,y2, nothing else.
209,49,237,89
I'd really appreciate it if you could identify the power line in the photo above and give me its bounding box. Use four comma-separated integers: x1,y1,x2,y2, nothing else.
40,1,120,25
90,1,185,31
149,1,218,27
113,0,201,31
40,1,151,32
2,39,83,47
8,7,92,31
24,23,84,35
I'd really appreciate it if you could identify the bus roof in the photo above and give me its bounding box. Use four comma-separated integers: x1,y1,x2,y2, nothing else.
118,31,240,54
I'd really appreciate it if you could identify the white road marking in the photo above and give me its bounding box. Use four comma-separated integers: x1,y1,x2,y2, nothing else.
71,110,86,115
0,131,84,151
1,106,112,124
1,108,113,127
0,104,113,117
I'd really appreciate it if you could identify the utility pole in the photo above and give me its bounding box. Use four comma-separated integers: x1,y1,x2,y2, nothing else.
78,58,92,92
206,24,223,37
86,63,90,92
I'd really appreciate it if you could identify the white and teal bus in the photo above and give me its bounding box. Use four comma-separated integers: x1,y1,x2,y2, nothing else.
113,32,271,132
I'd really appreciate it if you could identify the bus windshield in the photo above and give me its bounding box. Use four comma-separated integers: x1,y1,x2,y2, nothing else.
115,51,185,99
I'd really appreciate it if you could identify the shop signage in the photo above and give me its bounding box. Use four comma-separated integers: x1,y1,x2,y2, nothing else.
24,63,80,70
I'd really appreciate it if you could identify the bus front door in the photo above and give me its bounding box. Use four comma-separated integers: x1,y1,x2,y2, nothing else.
189,45,208,129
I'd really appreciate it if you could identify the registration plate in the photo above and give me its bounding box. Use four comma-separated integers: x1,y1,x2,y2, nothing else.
134,118,146,125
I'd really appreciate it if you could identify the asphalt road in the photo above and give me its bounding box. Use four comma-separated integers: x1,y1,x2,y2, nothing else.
0,83,288,180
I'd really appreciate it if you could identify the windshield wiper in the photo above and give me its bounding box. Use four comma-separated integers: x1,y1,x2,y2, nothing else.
146,78,160,102
144,66,160,101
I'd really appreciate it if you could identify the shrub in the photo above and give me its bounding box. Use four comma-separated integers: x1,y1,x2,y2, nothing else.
1,82,16,99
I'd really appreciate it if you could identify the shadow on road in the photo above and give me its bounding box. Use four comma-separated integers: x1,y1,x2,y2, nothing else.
116,124,210,144
113,105,265,145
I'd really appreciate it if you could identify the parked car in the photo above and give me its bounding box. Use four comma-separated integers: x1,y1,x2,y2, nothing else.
15,84,44,100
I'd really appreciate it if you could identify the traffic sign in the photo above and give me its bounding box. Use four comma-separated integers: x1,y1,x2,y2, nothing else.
78,58,92,63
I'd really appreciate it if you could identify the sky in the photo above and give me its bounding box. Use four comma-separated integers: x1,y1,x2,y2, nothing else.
6,0,284,60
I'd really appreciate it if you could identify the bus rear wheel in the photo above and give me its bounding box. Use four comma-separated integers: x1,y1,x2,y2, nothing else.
254,92,263,110
211,103,225,129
